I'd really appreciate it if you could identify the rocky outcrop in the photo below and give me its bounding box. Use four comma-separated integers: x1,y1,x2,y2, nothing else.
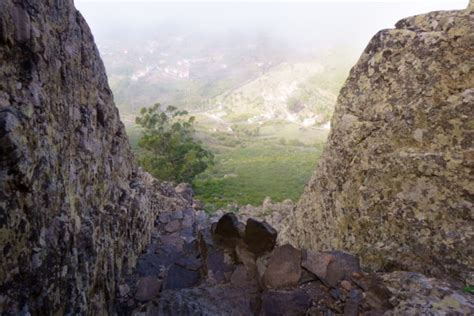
0,1,189,314
118,209,379,315
283,8,474,283
383,271,474,315
1,0,472,314
118,210,474,315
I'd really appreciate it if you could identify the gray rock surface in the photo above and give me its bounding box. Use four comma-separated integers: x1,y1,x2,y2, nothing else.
0,1,189,314
135,277,162,302
283,7,474,283
1,1,473,314
383,271,474,315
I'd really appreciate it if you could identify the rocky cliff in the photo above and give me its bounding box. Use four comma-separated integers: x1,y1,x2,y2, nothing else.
0,1,189,314
1,0,473,314
284,7,474,284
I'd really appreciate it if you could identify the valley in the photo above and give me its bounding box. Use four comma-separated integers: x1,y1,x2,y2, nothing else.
122,56,350,208
78,2,364,209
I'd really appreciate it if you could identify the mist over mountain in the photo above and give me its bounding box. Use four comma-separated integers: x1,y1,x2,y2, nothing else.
76,2,465,117
74,1,468,207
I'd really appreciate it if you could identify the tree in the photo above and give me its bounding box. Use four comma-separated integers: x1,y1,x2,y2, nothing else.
135,103,214,183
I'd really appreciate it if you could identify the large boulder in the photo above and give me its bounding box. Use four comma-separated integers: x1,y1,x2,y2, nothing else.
284,7,474,283
0,1,189,314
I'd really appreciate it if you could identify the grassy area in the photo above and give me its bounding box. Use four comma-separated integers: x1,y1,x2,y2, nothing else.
119,56,345,210
124,110,329,210
192,135,325,209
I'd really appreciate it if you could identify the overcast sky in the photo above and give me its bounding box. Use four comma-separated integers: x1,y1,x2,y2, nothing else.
76,0,466,3
76,0,468,59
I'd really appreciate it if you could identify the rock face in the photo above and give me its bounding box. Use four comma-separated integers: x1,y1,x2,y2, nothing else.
1,1,473,314
383,271,474,315
284,8,474,283
0,1,188,314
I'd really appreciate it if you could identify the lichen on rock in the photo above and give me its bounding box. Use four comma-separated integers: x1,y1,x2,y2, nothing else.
283,7,474,284
0,1,189,314
1,0,473,314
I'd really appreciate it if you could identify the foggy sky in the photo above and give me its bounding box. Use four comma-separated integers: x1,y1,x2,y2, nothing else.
76,1,467,55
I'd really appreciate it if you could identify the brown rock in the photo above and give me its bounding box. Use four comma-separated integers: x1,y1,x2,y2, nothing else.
352,273,392,313
199,227,235,284
256,254,269,284
214,213,241,241
170,209,184,220
263,244,302,289
302,250,334,282
0,0,192,313
182,214,195,228
155,285,256,315
118,284,130,297
381,271,474,315
192,199,204,210
175,183,193,202
344,289,363,316
299,268,318,284
160,235,185,253
205,250,234,284
325,251,361,287
158,212,172,224
244,218,277,255
135,277,162,301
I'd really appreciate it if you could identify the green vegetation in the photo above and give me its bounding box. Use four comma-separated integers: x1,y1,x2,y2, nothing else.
193,142,324,209
127,101,330,209
121,56,350,209
464,286,474,295
189,121,328,209
135,104,214,183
